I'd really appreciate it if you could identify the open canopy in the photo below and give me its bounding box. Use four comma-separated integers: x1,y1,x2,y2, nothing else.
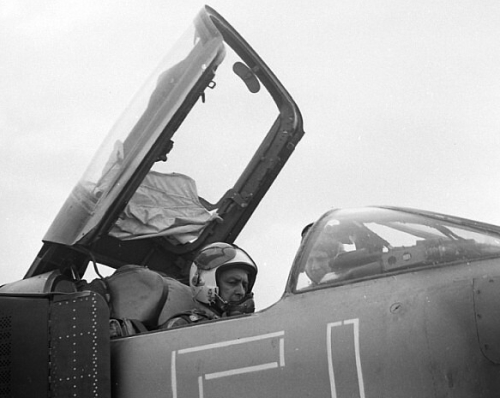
27,6,304,281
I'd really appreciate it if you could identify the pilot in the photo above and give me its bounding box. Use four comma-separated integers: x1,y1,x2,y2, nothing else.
162,242,258,328
305,235,344,284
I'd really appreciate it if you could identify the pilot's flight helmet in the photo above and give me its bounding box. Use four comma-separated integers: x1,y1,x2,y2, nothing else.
189,242,258,306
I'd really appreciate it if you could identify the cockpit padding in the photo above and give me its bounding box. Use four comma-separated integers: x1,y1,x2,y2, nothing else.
85,265,195,334
158,277,196,325
85,265,168,330
105,265,168,329
109,171,220,244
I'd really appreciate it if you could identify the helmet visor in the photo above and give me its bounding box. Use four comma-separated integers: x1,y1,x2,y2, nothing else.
195,242,237,270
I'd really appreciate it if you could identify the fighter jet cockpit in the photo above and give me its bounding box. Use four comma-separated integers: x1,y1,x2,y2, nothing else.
294,206,500,290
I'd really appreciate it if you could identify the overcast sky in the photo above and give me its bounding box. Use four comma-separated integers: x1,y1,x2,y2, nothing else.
2,0,500,309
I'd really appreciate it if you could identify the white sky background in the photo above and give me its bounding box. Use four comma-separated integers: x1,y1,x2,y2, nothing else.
1,0,500,309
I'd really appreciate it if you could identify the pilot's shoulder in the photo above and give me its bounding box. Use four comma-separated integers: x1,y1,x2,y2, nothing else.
162,309,214,329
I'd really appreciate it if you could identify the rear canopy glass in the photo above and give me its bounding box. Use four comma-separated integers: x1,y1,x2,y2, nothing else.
294,207,500,291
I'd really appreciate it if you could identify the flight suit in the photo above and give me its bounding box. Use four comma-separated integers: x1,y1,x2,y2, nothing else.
161,303,221,328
